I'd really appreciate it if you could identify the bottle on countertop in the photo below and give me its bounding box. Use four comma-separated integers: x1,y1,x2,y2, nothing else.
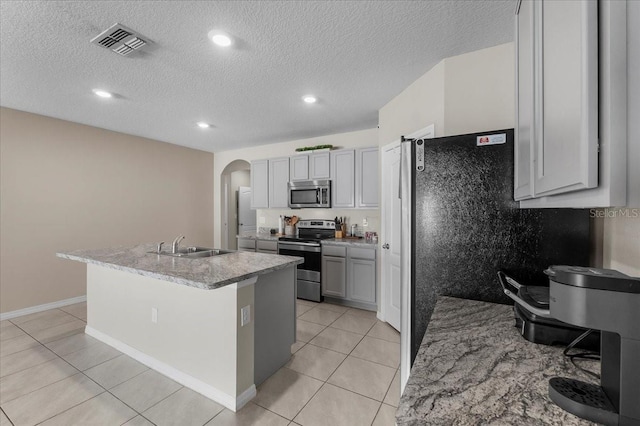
278,216,284,235
351,224,357,237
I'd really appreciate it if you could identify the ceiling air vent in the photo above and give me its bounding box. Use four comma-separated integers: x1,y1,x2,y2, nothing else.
91,23,150,56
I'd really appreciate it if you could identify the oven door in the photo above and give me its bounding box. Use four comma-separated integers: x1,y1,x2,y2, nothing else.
277,242,321,282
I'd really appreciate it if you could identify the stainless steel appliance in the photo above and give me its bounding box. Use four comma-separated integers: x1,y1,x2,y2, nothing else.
545,266,640,426
278,219,335,302
288,180,331,209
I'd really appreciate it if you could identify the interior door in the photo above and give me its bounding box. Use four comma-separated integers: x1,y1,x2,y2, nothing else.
238,186,256,233
383,125,435,333
381,143,402,331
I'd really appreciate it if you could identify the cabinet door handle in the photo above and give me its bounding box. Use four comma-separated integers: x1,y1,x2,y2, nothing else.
382,243,390,249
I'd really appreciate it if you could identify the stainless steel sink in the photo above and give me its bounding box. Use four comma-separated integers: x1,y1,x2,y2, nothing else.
149,247,235,258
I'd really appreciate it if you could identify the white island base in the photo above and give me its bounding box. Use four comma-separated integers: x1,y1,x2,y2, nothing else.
84,263,295,411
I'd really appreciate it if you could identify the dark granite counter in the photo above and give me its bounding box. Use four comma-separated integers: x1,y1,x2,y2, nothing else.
57,243,303,290
397,296,598,425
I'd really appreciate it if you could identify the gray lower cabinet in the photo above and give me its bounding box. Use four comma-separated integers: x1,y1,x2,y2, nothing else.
322,255,346,298
238,238,256,252
348,258,376,303
257,240,278,254
322,245,376,308
237,237,278,254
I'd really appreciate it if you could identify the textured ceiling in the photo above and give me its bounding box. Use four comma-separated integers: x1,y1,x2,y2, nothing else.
0,1,514,153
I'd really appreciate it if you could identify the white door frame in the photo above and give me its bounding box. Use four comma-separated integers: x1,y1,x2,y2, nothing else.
378,141,401,328
396,124,435,393
379,125,435,323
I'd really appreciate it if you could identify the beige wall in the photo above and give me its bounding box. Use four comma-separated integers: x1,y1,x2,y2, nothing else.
0,108,214,313
213,128,379,247
443,43,515,136
602,212,640,277
378,43,514,146
378,60,445,145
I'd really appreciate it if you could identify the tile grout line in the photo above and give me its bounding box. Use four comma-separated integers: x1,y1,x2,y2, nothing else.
6,302,391,424
2,318,120,424
0,407,15,426
11,333,155,426
9,309,82,334
285,305,384,422
1,311,146,426
30,389,112,426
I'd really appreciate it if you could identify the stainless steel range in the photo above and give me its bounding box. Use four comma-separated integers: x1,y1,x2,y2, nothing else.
277,219,335,302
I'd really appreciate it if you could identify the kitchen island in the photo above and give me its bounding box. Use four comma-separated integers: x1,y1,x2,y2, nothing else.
57,244,303,411
397,297,599,425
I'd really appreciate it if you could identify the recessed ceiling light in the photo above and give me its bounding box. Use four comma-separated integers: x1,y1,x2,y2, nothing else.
208,31,233,47
303,95,317,104
93,89,112,98
197,122,210,129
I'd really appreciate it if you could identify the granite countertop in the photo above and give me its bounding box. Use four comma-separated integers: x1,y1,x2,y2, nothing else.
322,238,378,249
57,243,303,290
236,232,281,241
397,297,599,425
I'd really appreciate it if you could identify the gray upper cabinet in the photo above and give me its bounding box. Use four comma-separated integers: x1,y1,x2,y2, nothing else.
269,157,290,208
250,159,269,209
516,0,631,208
331,149,355,208
290,155,309,181
355,147,379,208
309,152,331,180
515,0,599,201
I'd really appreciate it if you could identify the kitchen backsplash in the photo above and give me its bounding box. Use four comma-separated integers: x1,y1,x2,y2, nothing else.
256,208,380,236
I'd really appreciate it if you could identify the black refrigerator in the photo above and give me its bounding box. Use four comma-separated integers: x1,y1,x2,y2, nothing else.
400,129,591,365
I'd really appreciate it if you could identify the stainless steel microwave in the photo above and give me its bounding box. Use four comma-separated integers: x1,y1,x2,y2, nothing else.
288,180,331,209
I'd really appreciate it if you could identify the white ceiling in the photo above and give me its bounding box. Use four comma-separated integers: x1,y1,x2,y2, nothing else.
0,1,514,153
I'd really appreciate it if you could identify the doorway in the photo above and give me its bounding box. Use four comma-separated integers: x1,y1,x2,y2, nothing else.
220,160,251,250
380,125,434,333
238,186,256,234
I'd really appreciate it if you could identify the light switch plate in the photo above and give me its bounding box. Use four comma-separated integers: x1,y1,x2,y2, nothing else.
241,305,251,326
151,307,158,323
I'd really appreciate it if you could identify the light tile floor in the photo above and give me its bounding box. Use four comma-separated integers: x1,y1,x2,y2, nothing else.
0,300,400,425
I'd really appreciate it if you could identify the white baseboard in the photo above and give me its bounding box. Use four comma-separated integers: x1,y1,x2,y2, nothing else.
85,326,254,412
0,295,87,321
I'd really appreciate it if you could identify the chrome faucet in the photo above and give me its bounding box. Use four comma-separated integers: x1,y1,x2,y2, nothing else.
172,235,185,254
157,241,165,254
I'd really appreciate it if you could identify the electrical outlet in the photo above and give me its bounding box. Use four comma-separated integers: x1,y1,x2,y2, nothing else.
363,217,368,227
259,216,266,224
241,305,251,326
151,307,158,323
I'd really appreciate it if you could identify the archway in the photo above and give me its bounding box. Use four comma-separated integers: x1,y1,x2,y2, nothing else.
220,159,251,250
